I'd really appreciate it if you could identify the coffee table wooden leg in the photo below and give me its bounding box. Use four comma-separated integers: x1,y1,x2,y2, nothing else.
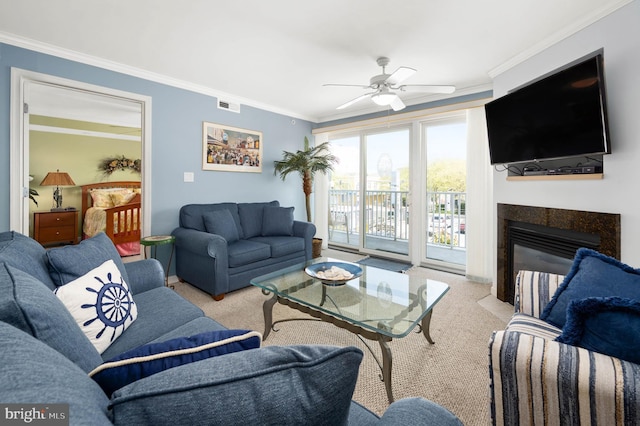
378,337,394,403
421,310,435,344
262,292,278,341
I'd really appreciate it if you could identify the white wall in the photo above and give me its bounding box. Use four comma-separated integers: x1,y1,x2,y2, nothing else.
491,0,640,291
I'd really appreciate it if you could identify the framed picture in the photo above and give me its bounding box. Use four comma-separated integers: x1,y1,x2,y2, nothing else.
202,122,262,173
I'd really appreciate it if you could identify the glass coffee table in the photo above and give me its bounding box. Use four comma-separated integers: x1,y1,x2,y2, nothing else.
250,257,449,402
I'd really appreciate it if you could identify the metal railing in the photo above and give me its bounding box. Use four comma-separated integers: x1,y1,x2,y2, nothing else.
329,189,466,250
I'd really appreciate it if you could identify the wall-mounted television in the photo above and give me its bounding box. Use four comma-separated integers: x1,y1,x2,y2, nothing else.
485,52,611,165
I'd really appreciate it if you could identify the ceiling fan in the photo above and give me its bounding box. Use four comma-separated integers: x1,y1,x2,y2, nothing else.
324,57,456,111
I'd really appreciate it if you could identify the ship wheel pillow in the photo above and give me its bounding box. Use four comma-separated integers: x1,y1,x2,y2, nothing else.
54,259,138,354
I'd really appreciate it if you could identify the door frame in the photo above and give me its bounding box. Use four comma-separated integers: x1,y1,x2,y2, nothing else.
9,68,152,238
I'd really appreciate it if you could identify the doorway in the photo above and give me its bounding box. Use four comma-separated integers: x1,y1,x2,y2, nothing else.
10,69,152,241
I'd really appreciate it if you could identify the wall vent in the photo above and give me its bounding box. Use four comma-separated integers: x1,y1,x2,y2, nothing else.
217,99,241,113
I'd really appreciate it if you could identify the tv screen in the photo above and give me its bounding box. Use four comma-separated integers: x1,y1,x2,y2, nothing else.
485,53,611,165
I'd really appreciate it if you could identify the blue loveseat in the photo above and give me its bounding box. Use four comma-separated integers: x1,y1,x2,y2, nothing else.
0,231,462,425
172,201,316,299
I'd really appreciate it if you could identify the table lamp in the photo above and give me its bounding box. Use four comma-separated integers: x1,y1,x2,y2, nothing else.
40,169,75,211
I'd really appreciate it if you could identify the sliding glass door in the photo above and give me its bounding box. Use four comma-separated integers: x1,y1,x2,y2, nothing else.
328,127,411,259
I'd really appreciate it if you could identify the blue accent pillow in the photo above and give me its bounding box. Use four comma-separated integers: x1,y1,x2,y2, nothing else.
203,209,240,243
0,262,103,373
46,232,130,287
541,248,640,328
238,201,279,238
556,297,640,364
90,329,261,395
262,206,295,236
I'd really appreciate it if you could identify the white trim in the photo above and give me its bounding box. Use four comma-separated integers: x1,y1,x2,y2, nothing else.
29,124,141,142
313,98,491,136
10,68,152,239
488,0,633,79
0,31,315,123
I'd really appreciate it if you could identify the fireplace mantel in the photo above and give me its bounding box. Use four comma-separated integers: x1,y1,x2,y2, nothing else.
496,204,620,303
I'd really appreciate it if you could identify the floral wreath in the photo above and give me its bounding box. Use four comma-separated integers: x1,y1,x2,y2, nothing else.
100,156,142,175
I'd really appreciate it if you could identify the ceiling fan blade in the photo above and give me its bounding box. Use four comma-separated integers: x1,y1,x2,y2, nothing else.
398,84,456,94
390,96,406,111
336,93,374,110
323,83,371,89
385,67,416,86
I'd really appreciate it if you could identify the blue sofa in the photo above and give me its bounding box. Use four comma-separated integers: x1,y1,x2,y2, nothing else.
172,201,316,300
0,231,462,425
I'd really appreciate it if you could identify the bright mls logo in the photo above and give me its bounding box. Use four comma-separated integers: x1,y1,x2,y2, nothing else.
1,404,68,425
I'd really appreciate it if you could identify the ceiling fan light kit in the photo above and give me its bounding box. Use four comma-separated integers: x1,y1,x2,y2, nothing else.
325,56,456,112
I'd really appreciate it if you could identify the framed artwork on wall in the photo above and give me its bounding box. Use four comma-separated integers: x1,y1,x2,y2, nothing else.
202,122,262,173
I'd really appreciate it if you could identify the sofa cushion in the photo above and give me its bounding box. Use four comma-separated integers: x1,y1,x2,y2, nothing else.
0,231,56,290
250,236,305,258
0,262,103,373
91,330,261,395
179,203,243,237
556,297,640,364
227,239,271,268
0,321,112,425
262,206,294,236
101,286,205,360
54,259,138,354
541,248,640,328
203,209,240,243
238,201,279,238
47,232,131,287
110,345,362,426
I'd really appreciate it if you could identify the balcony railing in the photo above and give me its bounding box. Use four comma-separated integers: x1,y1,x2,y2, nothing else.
329,189,466,252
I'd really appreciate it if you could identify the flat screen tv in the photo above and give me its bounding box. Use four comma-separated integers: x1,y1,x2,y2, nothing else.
485,53,611,165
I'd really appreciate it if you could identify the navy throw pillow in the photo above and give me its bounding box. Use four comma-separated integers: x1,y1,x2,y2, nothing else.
556,297,640,364
203,209,240,243
541,248,640,328
262,206,295,236
90,329,261,395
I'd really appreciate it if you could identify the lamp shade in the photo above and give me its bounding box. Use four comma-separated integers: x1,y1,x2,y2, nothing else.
40,170,75,186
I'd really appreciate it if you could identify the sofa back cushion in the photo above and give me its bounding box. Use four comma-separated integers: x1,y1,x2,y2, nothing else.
180,203,243,237
0,321,112,425
0,262,103,373
47,232,130,287
0,231,56,290
203,209,240,243
238,201,279,238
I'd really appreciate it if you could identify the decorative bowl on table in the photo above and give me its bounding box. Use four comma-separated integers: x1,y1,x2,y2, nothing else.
304,262,363,286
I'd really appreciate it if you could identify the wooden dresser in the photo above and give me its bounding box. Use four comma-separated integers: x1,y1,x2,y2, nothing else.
34,210,79,246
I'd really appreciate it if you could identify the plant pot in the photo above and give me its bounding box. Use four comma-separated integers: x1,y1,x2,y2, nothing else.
312,237,323,258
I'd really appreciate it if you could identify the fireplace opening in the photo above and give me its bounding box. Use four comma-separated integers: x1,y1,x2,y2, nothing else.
497,204,620,303
505,221,600,303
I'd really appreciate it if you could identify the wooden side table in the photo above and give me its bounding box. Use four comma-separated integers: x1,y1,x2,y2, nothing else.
34,210,78,247
140,235,176,288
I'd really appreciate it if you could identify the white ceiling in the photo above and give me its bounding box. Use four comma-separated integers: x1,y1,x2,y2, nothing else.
0,0,632,123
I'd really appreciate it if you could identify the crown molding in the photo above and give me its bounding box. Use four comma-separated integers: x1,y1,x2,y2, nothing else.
488,0,633,78
0,31,316,123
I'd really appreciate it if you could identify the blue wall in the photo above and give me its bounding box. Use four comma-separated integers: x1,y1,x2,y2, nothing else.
0,43,314,235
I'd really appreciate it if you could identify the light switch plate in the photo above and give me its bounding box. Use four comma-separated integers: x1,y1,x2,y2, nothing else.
184,172,194,182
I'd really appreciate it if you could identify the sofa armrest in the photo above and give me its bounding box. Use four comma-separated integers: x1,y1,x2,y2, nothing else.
377,398,462,425
489,329,640,425
109,345,362,426
172,227,228,258
293,220,316,260
514,270,564,318
123,259,165,295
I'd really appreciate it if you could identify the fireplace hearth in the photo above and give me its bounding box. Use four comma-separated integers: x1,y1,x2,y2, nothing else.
497,204,620,303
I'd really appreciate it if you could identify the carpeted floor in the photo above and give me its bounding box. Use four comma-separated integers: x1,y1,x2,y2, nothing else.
172,254,507,426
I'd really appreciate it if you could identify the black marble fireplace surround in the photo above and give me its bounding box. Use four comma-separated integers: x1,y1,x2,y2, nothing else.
497,203,620,303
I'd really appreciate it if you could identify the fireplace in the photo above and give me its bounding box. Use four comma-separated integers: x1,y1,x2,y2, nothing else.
497,204,620,303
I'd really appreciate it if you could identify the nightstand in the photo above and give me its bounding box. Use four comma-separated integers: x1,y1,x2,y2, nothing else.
34,210,79,246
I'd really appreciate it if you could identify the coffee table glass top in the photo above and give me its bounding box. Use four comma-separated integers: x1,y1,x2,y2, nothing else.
250,257,449,338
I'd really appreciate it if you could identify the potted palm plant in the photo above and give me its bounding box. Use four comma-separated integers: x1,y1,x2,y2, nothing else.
274,136,338,257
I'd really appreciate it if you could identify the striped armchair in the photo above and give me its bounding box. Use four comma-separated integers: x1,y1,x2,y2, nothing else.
489,270,640,425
